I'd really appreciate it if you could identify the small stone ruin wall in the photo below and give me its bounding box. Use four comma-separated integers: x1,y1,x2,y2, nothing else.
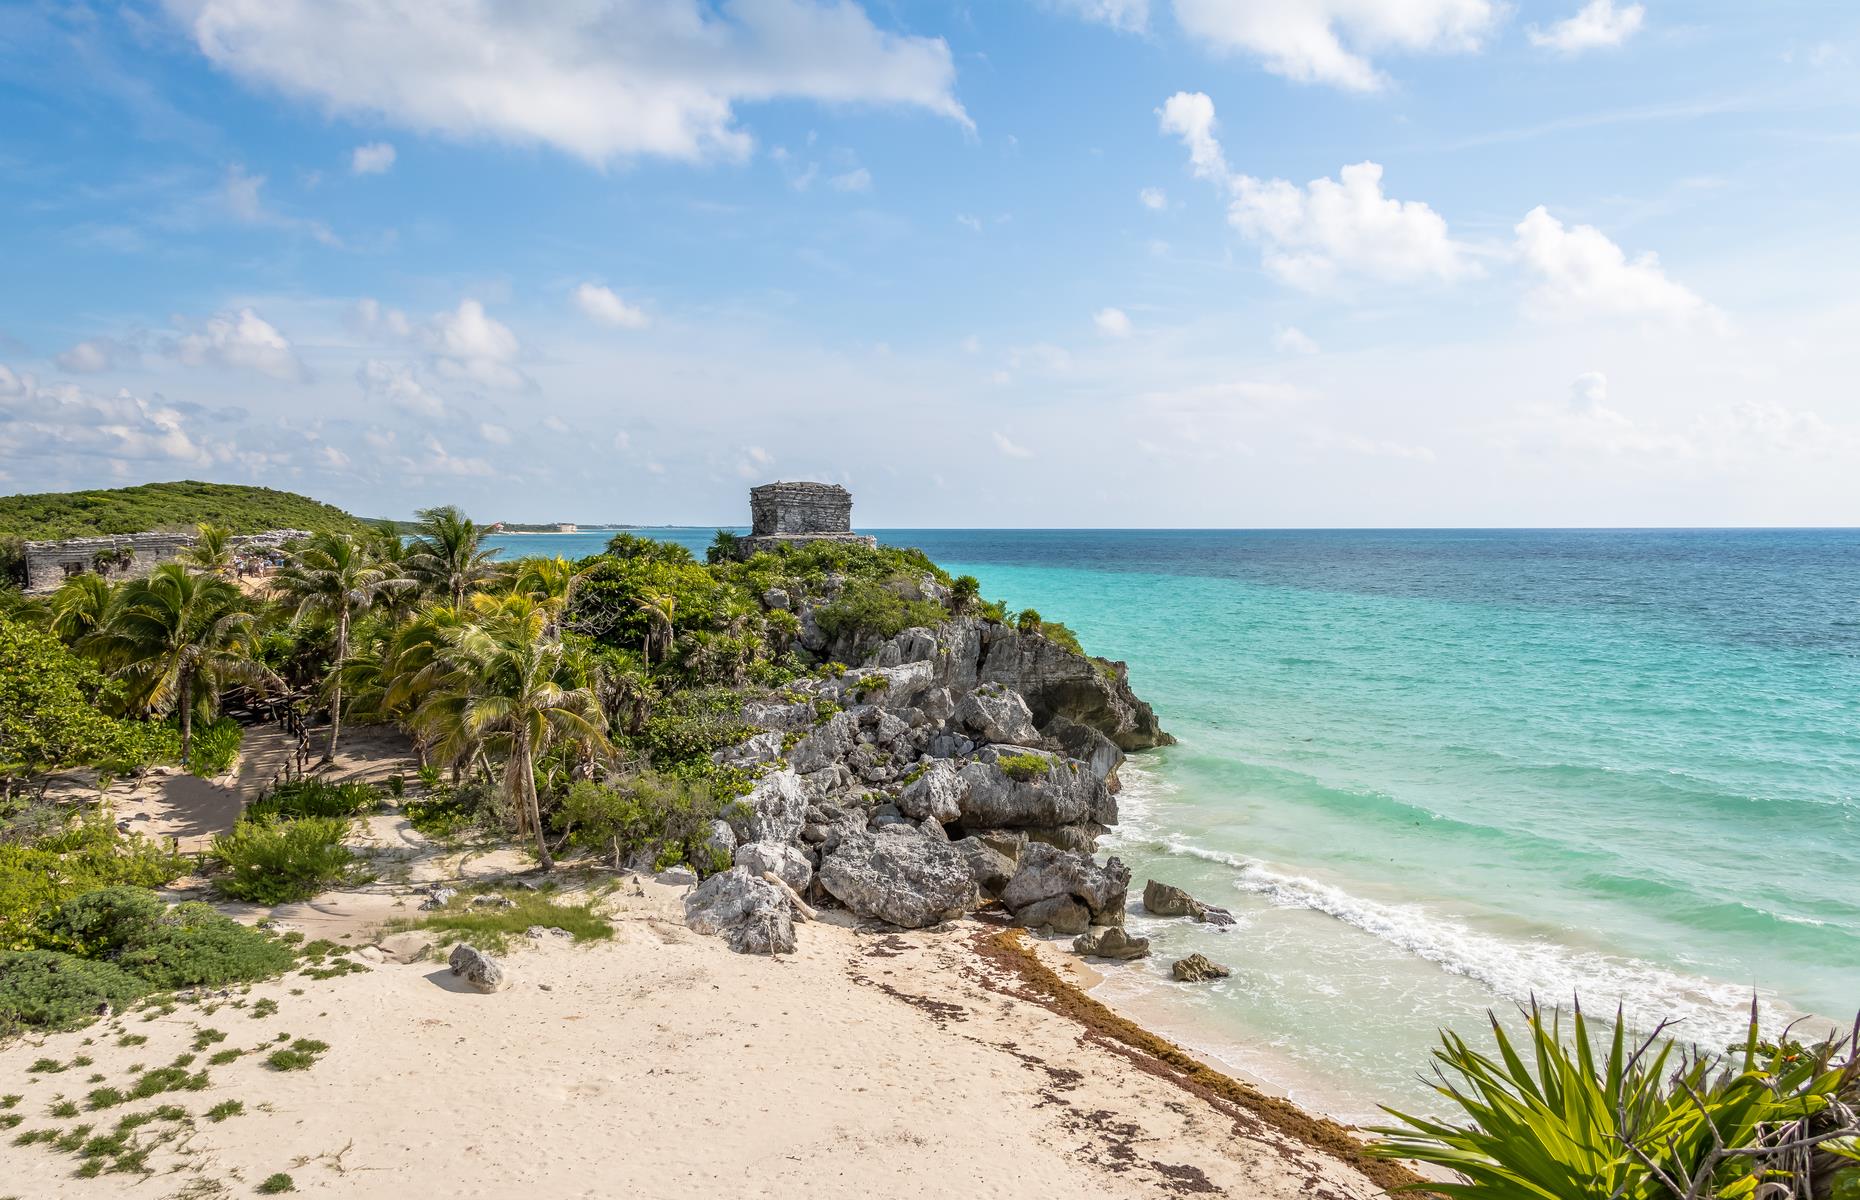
750,482,855,536
22,529,310,593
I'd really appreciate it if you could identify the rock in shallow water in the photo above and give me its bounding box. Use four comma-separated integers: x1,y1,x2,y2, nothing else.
1143,878,1236,927
1072,927,1150,960
1170,953,1231,982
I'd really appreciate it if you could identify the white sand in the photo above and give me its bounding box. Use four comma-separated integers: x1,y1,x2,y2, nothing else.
0,874,1396,1199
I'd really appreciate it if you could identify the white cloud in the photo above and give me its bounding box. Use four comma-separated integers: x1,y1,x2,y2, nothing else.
350,141,396,174
222,165,339,246
354,297,413,339
1094,307,1133,337
1172,0,1498,92
1162,94,1475,290
1049,0,1150,33
1528,1,1644,53
955,213,983,232
57,341,116,373
574,283,649,330
1231,163,1477,289
171,0,970,166
829,167,872,192
317,444,351,469
427,299,525,389
1157,92,1228,184
993,431,1034,458
612,430,632,451
359,359,445,418
542,415,570,434
174,308,304,380
0,368,214,469
1274,325,1319,354
1139,187,1167,210
480,422,511,445
746,445,773,465
1514,206,1716,325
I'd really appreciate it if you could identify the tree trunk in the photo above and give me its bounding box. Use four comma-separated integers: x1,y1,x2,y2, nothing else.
178,670,194,767
325,608,348,762
523,737,553,871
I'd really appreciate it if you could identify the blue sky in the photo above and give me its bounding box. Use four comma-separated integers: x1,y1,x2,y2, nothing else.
2,1,1858,526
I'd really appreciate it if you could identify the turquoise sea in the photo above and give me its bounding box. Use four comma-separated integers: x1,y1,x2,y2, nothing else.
486,528,1860,1121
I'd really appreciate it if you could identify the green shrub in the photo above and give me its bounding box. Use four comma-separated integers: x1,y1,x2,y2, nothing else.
36,886,292,992
0,951,146,1034
206,1099,243,1121
404,785,491,840
814,578,946,644
557,773,737,872
113,902,294,990
0,815,188,951
211,817,358,904
185,718,244,777
264,1038,328,1072
995,753,1050,782
257,1172,295,1194
243,779,378,823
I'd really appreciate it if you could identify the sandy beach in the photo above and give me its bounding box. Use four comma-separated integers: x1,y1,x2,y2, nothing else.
0,883,1404,1199
4,728,1412,1200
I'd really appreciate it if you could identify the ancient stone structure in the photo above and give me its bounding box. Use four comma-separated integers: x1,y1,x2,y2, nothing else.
736,482,875,557
22,529,310,593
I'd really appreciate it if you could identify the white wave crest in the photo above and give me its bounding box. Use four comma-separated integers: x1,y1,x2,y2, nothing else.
1157,836,1783,1047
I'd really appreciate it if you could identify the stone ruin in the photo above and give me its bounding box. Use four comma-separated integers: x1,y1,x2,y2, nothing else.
22,529,311,593
735,482,876,557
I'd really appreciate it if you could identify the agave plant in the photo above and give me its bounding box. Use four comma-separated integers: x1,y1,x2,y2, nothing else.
1370,998,1860,1200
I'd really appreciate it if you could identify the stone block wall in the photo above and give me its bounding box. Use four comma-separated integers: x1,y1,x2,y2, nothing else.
22,529,311,593
750,482,855,536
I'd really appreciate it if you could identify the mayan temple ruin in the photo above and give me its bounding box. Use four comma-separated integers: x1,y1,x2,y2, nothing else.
736,481,876,557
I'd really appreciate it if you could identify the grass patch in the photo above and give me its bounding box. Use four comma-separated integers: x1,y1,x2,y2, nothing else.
250,998,277,1019
257,1172,295,1194
300,959,367,981
0,1114,19,1130
264,1038,328,1072
50,1099,79,1118
192,1027,227,1050
208,1048,244,1066
0,1094,17,1108
389,886,613,954
117,1033,147,1047
205,1099,243,1122
28,1058,66,1073
85,1087,126,1110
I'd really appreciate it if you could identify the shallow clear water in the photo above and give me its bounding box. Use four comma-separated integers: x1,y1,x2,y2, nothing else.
490,527,1860,1121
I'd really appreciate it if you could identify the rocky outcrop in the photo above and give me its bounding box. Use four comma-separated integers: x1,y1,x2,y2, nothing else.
447,944,509,992
685,867,798,955
1073,927,1150,960
734,840,813,893
681,589,1168,952
817,833,977,929
1171,953,1231,982
999,845,1130,930
1142,879,1236,927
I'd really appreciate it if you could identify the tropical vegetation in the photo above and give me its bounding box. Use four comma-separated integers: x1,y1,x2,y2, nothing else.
1371,999,1860,1200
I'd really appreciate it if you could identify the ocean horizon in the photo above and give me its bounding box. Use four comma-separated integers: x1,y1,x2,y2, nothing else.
489,525,1860,1122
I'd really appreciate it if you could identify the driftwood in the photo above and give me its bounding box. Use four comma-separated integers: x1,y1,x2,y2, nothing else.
762,871,817,921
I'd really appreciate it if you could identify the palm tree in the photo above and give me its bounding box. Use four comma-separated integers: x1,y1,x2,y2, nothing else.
88,563,273,767
636,591,677,664
418,604,608,869
404,505,499,607
273,532,408,761
511,556,583,639
181,522,234,578
49,573,114,644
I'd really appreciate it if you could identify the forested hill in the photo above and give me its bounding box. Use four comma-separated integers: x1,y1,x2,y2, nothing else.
0,481,375,541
